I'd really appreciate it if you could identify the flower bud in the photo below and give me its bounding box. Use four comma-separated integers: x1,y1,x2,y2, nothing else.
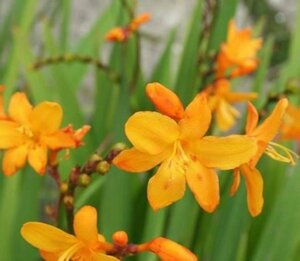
60,182,69,193
147,237,197,261
146,82,184,121
89,153,103,163
63,195,74,209
112,231,128,247
78,174,91,187
96,161,110,175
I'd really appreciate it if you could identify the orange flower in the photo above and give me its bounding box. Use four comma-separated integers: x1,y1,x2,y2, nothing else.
0,93,86,176
204,79,257,131
230,99,297,216
280,104,300,141
216,20,262,78
105,12,150,42
21,205,198,260
21,206,119,261
114,83,257,212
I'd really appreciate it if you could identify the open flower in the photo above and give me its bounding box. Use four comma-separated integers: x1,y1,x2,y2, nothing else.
280,104,300,141
203,79,257,131
0,93,85,176
114,83,257,212
21,206,118,261
21,205,198,260
216,20,262,78
230,98,297,216
105,13,150,42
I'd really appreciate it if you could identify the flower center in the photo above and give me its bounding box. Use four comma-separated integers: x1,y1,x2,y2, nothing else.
169,141,190,174
17,125,34,139
265,141,298,165
58,242,84,261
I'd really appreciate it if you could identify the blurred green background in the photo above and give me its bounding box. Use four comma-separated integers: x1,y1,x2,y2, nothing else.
0,0,299,260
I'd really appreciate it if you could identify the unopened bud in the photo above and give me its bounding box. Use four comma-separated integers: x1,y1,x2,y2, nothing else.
89,153,103,163
78,173,91,187
96,161,110,175
60,182,69,193
112,231,128,247
112,142,127,151
147,237,197,261
63,195,74,209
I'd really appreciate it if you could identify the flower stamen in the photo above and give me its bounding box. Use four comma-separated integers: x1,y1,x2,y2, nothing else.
265,141,298,165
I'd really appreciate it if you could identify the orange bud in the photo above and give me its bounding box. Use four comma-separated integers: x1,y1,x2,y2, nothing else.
146,82,184,121
112,231,128,247
129,12,151,32
148,237,198,261
105,27,128,42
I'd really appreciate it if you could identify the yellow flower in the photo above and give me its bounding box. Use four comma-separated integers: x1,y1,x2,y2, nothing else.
280,104,300,141
204,79,257,131
216,20,262,78
105,13,150,42
230,98,297,216
0,93,81,176
114,83,257,212
21,205,118,261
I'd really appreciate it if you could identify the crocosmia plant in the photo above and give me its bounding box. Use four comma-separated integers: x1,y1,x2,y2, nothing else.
0,1,299,260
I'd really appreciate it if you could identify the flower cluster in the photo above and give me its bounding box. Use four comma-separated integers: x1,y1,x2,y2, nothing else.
6,12,298,261
21,205,197,261
203,20,262,131
113,82,296,217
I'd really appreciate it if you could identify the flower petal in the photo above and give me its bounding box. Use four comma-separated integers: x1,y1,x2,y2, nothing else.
245,102,259,134
224,91,257,103
30,102,63,134
113,147,170,172
146,82,184,121
252,98,288,142
187,135,257,170
230,168,240,196
74,206,99,244
0,121,25,148
125,111,179,154
42,130,76,150
28,144,47,174
215,99,240,131
8,92,32,124
179,94,211,139
2,144,28,176
21,222,77,252
40,251,60,261
240,164,264,217
92,253,120,261
186,158,219,212
147,158,186,210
